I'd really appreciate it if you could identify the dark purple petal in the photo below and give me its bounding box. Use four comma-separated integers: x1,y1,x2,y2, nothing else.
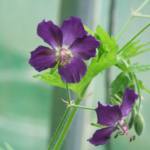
120,88,138,117
61,16,87,46
29,46,57,71
70,35,100,60
58,57,86,83
37,20,62,49
88,127,115,146
96,102,122,126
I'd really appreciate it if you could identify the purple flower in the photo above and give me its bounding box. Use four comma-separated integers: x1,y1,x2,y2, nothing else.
88,88,138,146
29,17,99,83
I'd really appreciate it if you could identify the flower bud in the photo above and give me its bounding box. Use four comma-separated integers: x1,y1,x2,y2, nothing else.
134,113,144,136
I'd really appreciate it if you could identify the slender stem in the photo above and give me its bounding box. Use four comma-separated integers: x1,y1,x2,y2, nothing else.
133,14,150,18
135,48,150,56
135,0,149,12
116,16,134,41
68,103,95,111
66,83,71,102
132,74,142,112
52,97,82,150
116,0,150,41
48,108,70,149
62,98,95,110
91,123,103,128
118,23,150,55
48,86,88,150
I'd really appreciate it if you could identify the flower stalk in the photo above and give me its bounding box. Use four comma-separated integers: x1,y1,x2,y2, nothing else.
62,99,95,111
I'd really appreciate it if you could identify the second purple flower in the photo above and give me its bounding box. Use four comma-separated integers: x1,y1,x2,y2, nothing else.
29,17,100,83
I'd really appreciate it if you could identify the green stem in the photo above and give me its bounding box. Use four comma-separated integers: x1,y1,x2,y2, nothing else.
116,0,150,41
132,74,142,112
133,14,150,18
66,83,71,102
48,108,70,149
48,87,87,150
118,23,150,55
68,103,95,111
52,97,82,150
48,84,72,149
116,16,134,41
135,0,149,12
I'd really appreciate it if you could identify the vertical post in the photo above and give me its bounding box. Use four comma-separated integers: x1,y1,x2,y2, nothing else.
105,0,116,150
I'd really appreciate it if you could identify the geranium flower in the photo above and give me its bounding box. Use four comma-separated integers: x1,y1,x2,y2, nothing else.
88,88,138,146
29,17,99,83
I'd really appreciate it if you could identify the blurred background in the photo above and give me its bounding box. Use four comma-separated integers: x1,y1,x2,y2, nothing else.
0,0,150,149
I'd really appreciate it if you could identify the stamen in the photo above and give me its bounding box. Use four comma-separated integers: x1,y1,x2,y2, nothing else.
117,119,136,142
58,48,73,66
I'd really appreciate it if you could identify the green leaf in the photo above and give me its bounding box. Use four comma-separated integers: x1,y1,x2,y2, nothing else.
111,72,130,95
95,26,118,58
120,40,140,58
138,80,150,94
134,113,144,136
120,41,150,58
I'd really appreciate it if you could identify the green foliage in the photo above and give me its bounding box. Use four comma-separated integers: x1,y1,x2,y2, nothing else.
134,113,144,136
111,72,130,95
117,23,150,55
138,80,150,94
130,63,150,72
119,41,150,58
95,26,118,58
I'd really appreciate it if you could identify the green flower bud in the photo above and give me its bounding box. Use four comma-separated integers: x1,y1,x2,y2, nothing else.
134,113,144,136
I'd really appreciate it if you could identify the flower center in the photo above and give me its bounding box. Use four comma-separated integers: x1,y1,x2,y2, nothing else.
118,119,128,134
57,48,73,66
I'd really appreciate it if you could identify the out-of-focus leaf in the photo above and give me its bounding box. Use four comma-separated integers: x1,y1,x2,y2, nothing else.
95,26,118,58
120,41,150,58
138,80,150,94
118,23,150,56
120,40,140,58
134,113,144,136
130,63,150,72
4,142,14,150
111,72,130,95
110,97,121,105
